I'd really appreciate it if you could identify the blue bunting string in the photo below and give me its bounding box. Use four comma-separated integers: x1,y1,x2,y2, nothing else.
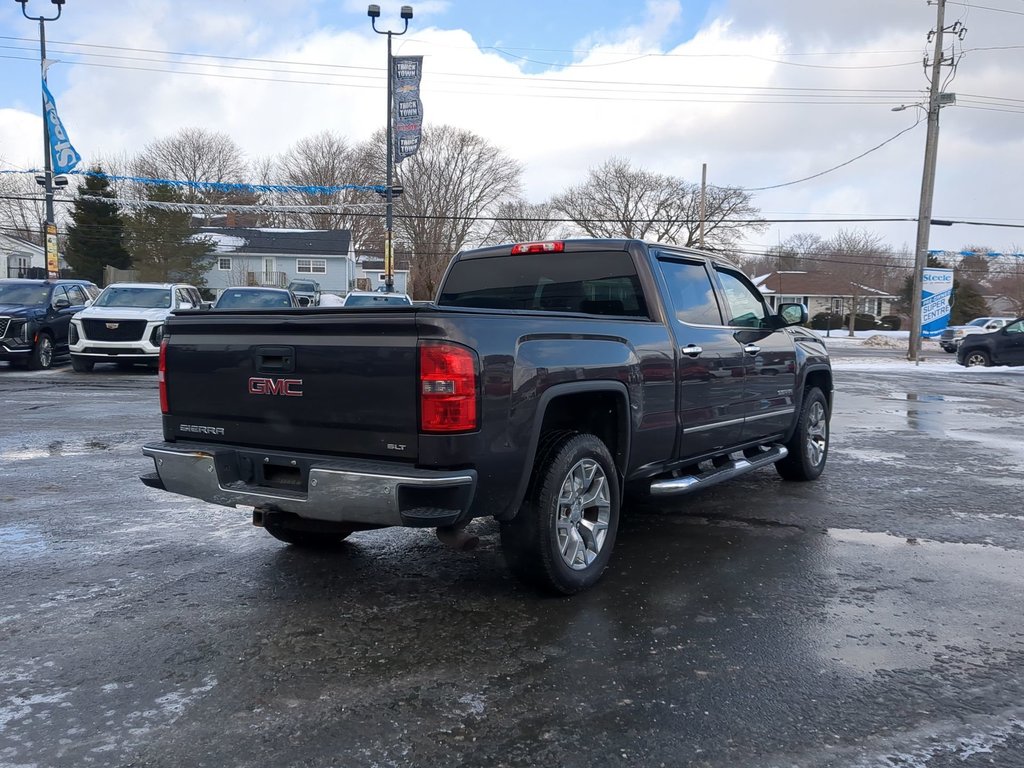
0,167,386,195
71,169,387,195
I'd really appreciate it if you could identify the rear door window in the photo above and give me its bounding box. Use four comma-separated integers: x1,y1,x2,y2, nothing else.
656,259,723,326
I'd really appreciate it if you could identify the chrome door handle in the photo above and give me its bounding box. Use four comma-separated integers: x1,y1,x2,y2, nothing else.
681,345,703,357
743,344,761,355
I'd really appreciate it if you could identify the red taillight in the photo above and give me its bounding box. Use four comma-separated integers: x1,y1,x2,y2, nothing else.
511,241,564,255
419,342,478,433
158,338,168,414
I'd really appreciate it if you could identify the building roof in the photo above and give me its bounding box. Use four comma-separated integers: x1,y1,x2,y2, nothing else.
198,227,352,256
757,271,896,298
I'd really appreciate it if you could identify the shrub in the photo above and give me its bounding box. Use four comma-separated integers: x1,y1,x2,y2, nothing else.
880,315,902,330
810,312,844,330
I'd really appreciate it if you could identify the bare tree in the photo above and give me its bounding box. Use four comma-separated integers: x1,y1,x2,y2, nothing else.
0,171,44,245
817,229,905,335
132,127,249,210
987,247,1024,315
269,131,381,246
550,157,765,249
483,199,563,245
378,125,522,298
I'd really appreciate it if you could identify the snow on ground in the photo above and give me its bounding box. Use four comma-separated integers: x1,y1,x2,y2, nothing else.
808,330,1024,375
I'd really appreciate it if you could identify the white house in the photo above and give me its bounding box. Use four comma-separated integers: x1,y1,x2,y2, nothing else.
198,227,357,295
0,233,69,278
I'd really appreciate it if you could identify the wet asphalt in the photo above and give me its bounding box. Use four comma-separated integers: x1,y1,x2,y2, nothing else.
1,355,1023,768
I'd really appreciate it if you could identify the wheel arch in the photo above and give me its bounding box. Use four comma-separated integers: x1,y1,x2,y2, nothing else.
783,365,833,442
503,381,631,521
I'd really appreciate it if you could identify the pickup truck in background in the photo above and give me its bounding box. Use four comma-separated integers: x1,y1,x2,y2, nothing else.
141,239,833,594
938,316,1015,353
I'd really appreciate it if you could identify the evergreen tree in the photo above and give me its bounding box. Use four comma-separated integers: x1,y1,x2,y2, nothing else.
63,167,131,283
125,184,214,287
897,253,948,315
950,279,990,324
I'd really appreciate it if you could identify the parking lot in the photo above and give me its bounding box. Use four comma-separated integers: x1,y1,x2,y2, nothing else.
2,351,1024,768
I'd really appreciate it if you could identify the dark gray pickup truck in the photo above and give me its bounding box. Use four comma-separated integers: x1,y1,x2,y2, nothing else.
142,238,832,594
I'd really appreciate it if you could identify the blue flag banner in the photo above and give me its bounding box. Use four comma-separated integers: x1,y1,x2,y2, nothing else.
391,56,423,164
921,267,954,338
41,79,81,174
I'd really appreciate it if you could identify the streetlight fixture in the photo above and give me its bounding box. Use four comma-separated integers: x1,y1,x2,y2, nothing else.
368,4,413,294
17,0,66,278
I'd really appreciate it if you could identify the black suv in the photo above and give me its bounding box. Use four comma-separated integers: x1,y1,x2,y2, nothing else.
0,278,100,369
957,317,1024,367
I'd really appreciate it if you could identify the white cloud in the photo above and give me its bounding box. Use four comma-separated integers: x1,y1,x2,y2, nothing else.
1,0,1021,254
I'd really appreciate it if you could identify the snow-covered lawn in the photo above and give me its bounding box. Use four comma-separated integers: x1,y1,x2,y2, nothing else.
807,330,1024,374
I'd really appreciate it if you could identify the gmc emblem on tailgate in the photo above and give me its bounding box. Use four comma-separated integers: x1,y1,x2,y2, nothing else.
248,377,303,396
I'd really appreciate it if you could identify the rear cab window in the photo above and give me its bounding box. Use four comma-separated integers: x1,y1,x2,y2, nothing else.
438,249,649,317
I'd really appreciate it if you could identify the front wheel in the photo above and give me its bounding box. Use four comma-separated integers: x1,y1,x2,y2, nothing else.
775,387,830,481
28,333,54,370
963,350,990,367
500,432,620,595
71,356,95,373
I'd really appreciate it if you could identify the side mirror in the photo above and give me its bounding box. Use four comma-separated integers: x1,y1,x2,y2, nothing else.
84,298,93,307
777,302,808,326
178,301,193,310
53,297,71,310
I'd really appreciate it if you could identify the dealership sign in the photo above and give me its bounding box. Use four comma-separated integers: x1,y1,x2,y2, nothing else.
921,267,954,338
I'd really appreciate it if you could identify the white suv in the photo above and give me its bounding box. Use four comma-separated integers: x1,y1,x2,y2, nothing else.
69,283,204,371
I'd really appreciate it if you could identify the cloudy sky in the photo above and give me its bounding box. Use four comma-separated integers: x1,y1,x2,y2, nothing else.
1,0,1022,258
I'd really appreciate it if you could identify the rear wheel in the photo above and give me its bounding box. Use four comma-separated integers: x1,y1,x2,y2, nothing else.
500,432,620,595
775,387,829,481
28,333,54,370
71,356,94,373
964,350,990,367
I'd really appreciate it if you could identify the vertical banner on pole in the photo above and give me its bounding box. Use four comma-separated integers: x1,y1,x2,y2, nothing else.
45,222,59,278
391,56,423,164
921,267,954,337
41,78,81,174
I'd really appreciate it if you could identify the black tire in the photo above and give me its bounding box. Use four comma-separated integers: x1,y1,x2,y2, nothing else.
942,347,955,354
28,332,54,370
500,432,620,595
963,349,990,367
263,521,354,549
775,387,830,481
71,356,94,373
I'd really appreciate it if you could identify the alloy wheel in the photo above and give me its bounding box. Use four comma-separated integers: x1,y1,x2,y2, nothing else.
554,458,611,570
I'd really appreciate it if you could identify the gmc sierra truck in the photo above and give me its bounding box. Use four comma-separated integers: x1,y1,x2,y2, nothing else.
141,238,833,594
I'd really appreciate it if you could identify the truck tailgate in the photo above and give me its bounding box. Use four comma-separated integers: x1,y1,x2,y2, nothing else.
162,310,420,461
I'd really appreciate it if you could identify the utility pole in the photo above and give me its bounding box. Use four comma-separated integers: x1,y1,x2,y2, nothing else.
17,0,64,277
908,0,953,363
368,4,413,294
698,163,706,249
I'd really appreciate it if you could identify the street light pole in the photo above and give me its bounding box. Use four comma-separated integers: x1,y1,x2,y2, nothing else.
907,0,947,364
368,4,412,294
17,0,64,277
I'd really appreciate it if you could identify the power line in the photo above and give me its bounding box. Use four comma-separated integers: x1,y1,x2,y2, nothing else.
946,1,1024,14
741,117,924,191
